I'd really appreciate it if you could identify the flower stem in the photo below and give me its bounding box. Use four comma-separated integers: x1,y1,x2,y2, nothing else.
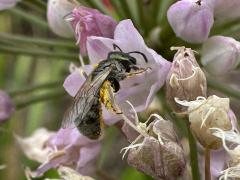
207,78,240,100
15,91,66,110
205,148,211,180
108,0,125,19
0,45,78,61
185,120,200,180
0,33,77,49
9,80,62,97
9,8,48,29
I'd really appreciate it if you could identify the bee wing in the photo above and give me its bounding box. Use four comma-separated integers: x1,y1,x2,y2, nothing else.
61,66,112,129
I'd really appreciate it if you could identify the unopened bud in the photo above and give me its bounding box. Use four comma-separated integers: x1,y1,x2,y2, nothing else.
201,36,240,75
166,47,207,113
177,95,232,149
167,0,214,43
47,0,78,38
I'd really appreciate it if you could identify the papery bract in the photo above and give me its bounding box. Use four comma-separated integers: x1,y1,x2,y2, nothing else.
201,36,240,75
0,90,15,122
166,47,207,113
0,0,20,10
167,0,214,43
47,0,78,38
68,6,117,55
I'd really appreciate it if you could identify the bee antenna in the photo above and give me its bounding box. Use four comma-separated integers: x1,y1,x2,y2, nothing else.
113,44,122,52
127,51,148,63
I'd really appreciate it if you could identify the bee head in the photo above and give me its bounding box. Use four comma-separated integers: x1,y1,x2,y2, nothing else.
108,44,148,65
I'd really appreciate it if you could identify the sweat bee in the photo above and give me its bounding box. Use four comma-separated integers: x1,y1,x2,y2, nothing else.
62,44,149,139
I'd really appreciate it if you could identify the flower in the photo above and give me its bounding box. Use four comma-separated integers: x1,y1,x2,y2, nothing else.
67,6,117,55
47,0,78,38
167,0,214,43
201,36,240,75
0,90,15,122
17,128,101,177
121,111,186,179
0,0,20,10
63,19,171,125
16,128,54,163
176,95,232,149
166,47,207,113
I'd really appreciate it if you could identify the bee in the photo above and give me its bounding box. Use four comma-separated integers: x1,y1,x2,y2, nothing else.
62,44,149,139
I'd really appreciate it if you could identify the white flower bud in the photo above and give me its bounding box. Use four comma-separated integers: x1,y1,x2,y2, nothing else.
47,0,78,37
201,36,240,75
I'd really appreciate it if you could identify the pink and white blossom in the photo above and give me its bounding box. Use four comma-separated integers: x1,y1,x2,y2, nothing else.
63,19,171,125
68,6,117,55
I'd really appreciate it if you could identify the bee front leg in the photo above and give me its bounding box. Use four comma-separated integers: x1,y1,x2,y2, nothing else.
127,67,151,77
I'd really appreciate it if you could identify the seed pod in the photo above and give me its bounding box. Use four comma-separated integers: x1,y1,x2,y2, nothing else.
166,47,207,113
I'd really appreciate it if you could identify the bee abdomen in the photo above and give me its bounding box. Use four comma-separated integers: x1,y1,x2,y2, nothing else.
77,97,102,139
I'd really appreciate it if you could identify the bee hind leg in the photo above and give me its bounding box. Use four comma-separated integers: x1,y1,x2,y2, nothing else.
100,81,123,115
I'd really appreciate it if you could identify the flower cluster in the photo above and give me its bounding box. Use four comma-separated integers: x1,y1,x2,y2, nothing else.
1,0,240,179
168,0,240,75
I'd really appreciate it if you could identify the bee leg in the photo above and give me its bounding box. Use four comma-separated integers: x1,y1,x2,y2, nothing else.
109,77,120,93
100,81,123,114
127,67,151,77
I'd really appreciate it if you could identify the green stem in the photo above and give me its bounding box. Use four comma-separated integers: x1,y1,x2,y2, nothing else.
0,45,79,61
185,120,200,180
31,0,47,9
82,0,111,15
0,33,77,49
19,0,45,14
136,0,146,35
205,148,211,180
118,0,132,19
9,8,48,29
207,78,240,100
15,91,66,110
108,0,125,19
9,80,62,97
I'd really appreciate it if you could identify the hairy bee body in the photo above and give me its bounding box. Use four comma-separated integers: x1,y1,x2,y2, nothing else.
62,44,148,139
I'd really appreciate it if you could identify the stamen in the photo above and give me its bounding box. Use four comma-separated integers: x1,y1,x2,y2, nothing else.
200,107,215,128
